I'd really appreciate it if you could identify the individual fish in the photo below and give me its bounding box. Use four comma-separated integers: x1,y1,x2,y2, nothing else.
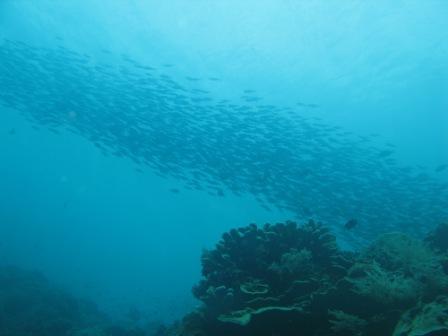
378,149,394,157
307,103,320,108
344,219,358,230
435,164,448,172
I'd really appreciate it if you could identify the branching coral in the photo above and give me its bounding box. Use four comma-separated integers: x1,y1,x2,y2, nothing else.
329,309,367,336
193,221,348,310
347,261,420,306
179,222,448,336
268,248,313,280
363,233,440,275
393,296,448,336
188,220,354,336
357,232,448,299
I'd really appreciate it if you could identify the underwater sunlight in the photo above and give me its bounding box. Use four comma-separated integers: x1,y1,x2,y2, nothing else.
0,1,447,335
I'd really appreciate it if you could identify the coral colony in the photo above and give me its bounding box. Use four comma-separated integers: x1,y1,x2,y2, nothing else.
163,221,448,336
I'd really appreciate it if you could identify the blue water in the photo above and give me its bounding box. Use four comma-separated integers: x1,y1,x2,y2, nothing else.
0,0,447,327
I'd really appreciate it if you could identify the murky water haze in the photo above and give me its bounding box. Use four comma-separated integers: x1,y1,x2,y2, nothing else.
0,0,447,325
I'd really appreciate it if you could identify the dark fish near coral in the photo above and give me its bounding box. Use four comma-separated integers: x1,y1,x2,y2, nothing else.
344,219,358,230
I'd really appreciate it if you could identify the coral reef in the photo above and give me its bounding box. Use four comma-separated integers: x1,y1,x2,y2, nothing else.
0,266,104,336
168,221,448,336
392,296,448,336
425,223,448,254
328,310,367,336
426,223,448,276
347,232,448,308
2,221,447,336
347,261,420,305
0,266,146,336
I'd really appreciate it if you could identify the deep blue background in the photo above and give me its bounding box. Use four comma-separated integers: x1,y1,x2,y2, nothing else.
0,0,447,323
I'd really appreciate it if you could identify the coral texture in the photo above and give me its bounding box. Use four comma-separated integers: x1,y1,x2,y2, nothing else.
172,221,448,336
